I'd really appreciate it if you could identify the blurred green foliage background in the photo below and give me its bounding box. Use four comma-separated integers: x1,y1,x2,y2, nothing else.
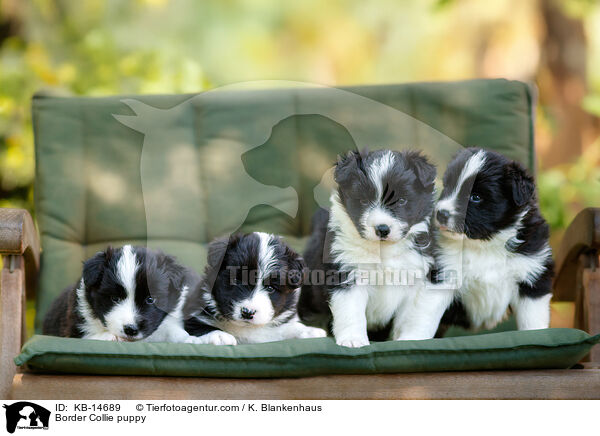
1,0,599,251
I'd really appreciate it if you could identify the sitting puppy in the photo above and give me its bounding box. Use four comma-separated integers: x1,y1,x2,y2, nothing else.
43,245,203,343
434,148,554,332
185,232,326,345
299,149,439,347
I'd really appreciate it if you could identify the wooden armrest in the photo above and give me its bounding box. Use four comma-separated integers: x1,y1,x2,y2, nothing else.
0,208,40,258
552,208,600,362
0,208,40,399
554,208,600,301
0,208,40,285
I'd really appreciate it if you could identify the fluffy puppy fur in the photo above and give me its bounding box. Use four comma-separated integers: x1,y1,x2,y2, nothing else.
434,147,554,332
185,232,326,345
299,149,440,347
43,245,203,343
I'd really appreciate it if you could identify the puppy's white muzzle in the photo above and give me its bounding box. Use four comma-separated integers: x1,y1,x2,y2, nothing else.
361,207,407,242
232,289,275,326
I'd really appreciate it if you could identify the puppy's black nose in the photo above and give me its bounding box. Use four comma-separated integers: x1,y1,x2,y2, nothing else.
240,307,256,320
123,325,139,337
375,224,390,238
437,209,450,225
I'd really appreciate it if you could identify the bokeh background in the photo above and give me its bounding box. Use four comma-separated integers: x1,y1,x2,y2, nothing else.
1,0,599,252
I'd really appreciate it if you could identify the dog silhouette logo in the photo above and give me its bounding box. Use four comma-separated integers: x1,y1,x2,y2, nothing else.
3,402,50,433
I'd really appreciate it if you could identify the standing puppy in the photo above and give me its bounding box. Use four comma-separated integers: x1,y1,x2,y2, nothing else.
300,149,439,347
43,245,203,343
185,232,326,345
435,148,553,332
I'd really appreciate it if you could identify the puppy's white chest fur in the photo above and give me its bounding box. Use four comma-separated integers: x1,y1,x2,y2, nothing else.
333,229,430,329
329,194,431,333
439,230,548,330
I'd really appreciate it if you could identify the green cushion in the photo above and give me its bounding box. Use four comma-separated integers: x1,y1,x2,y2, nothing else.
16,330,600,377
32,78,536,332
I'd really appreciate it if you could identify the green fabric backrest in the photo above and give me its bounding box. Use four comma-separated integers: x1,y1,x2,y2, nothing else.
32,79,536,332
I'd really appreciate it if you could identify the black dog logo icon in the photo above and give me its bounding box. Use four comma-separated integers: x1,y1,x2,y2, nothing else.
3,402,50,433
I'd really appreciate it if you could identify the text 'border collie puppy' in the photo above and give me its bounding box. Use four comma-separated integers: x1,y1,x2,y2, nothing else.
300,149,439,347
43,245,204,343
185,232,326,345
435,147,554,332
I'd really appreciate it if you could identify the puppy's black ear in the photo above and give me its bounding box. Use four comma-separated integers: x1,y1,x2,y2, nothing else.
406,151,436,190
504,161,535,207
206,235,235,270
82,246,113,288
284,245,306,288
334,149,366,184
203,234,241,295
157,252,185,287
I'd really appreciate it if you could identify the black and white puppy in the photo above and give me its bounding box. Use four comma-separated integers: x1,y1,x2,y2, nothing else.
185,232,327,345
434,148,554,332
300,149,439,347
43,245,203,343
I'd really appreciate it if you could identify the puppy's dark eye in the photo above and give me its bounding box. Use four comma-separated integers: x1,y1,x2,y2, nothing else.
469,194,482,203
111,296,120,303
264,285,275,294
397,197,407,206
359,199,369,206
146,296,155,305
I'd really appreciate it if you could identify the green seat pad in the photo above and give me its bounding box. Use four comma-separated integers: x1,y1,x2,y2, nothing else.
16,329,600,377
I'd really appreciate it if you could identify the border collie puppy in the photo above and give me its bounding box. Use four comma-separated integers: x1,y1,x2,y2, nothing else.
299,149,439,347
185,232,326,345
43,245,203,343
434,148,553,332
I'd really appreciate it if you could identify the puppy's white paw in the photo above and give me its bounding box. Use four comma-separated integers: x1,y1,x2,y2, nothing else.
336,336,369,348
199,330,238,346
87,332,120,342
298,326,327,339
184,335,205,344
